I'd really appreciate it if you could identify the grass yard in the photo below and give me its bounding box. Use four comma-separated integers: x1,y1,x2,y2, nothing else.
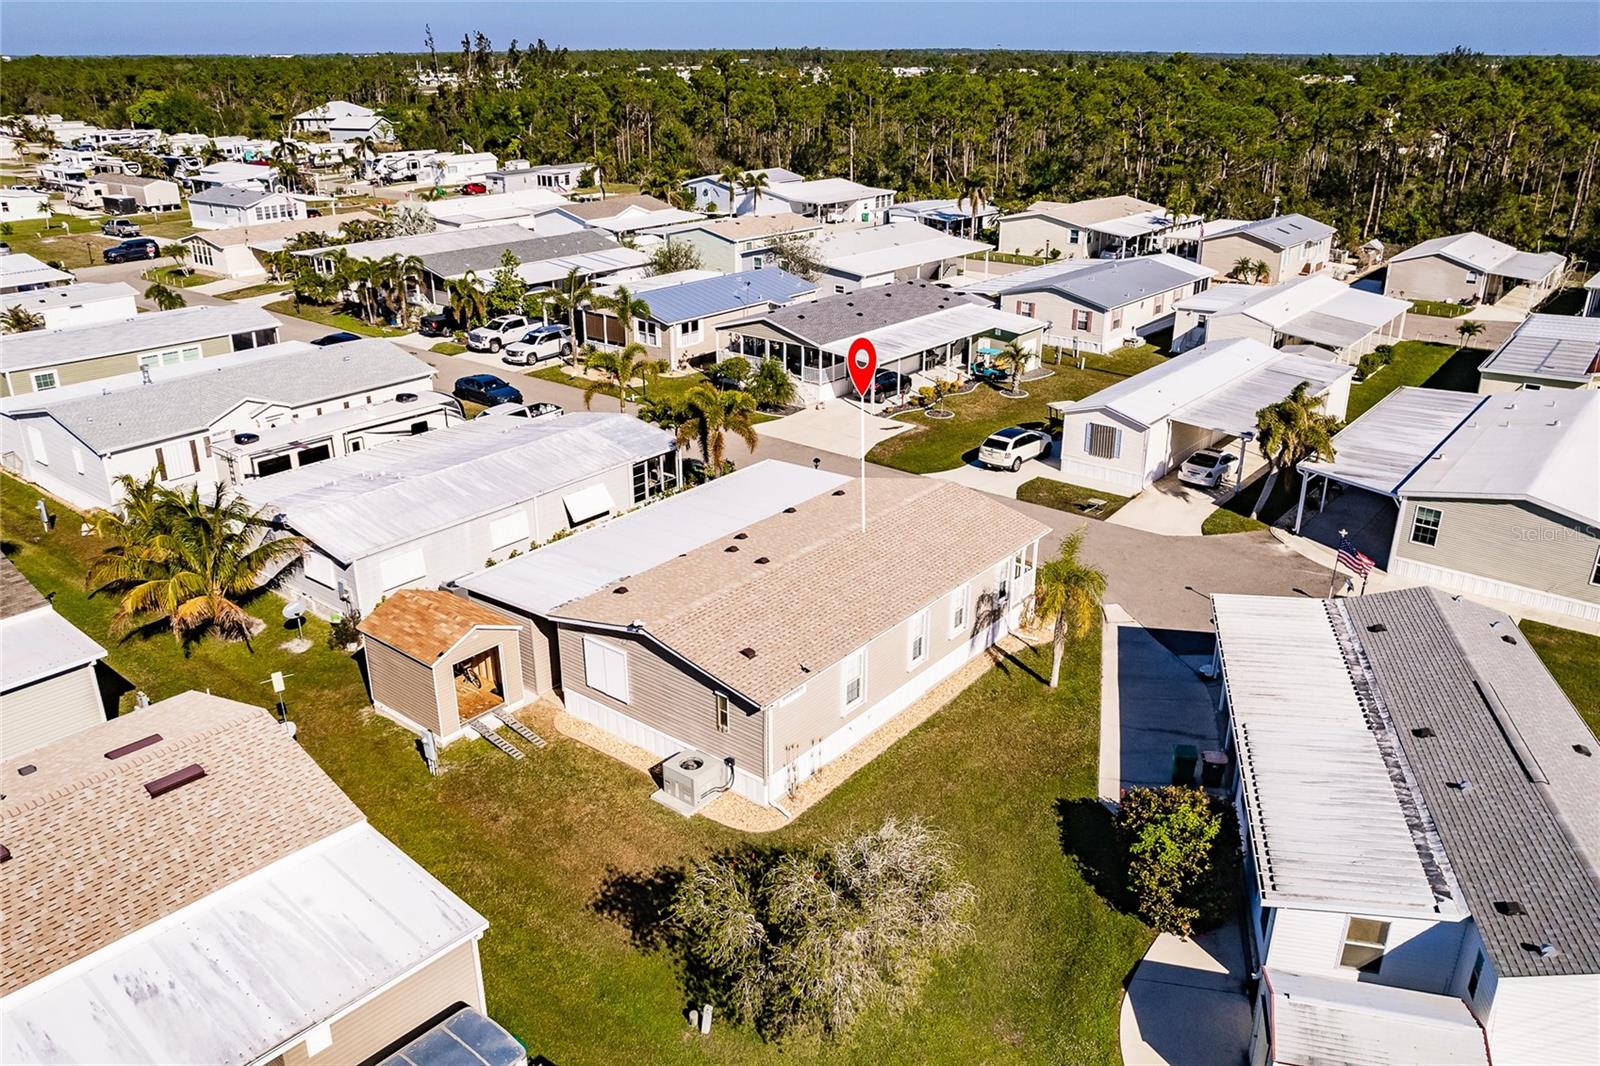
431,341,468,355
1201,507,1268,536
1520,621,1600,736
1,471,1149,1066
142,264,207,288
867,346,1168,474
1346,341,1476,421
1016,477,1131,521
219,280,293,301
0,212,198,269
1203,471,1299,532
264,299,408,337
1407,299,1471,318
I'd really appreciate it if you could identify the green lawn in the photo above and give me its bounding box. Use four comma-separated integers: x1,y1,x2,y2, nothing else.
431,341,468,356
1,471,1148,1065
1204,472,1299,531
0,212,198,269
1346,341,1477,422
1201,507,1268,536
1016,477,1131,520
143,264,207,288
265,299,408,337
868,346,1168,474
1520,621,1600,736
1408,299,1471,318
219,280,293,301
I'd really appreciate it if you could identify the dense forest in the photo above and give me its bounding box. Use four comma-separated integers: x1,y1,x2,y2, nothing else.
5,42,1598,258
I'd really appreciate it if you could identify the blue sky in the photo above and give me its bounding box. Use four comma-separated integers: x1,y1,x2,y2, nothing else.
1,1,1594,57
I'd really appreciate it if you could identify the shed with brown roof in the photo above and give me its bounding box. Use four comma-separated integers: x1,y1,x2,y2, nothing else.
358,589,528,740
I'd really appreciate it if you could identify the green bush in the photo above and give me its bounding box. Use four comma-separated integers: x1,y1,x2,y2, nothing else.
326,610,361,650
1116,786,1232,937
1356,344,1395,383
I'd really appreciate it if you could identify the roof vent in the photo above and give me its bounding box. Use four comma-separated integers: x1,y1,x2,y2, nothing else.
16,764,36,776
739,646,757,659
105,733,164,760
144,763,205,798
1366,623,1387,633
1494,900,1528,916
0,845,9,863
724,545,739,553
831,489,846,497
783,507,797,514
397,392,418,402
1548,419,1561,427
1410,727,1435,738
1574,744,1593,757
755,556,770,564
612,586,628,594
1505,401,1517,410
734,532,748,540
1447,777,1472,792
1500,634,1518,645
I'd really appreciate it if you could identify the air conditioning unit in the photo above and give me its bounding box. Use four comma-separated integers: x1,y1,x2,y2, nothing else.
661,750,726,811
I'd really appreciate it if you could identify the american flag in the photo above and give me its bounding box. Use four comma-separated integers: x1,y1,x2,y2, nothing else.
1337,537,1375,577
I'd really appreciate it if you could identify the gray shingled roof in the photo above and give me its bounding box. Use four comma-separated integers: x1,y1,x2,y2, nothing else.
1229,213,1337,251
1343,588,1600,979
189,185,273,208
0,304,279,373
14,340,431,454
728,281,986,347
417,229,615,280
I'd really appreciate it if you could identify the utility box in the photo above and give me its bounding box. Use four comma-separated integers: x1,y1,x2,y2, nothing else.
660,750,724,813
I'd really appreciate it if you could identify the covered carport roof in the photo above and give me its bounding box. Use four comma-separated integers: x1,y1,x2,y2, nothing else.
819,303,1044,363
1491,249,1566,282
1171,353,1352,436
1298,387,1485,496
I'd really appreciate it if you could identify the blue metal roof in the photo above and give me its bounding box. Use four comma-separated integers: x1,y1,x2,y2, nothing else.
639,268,815,324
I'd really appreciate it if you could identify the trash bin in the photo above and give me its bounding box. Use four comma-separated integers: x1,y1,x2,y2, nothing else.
1201,749,1229,789
1171,744,1199,786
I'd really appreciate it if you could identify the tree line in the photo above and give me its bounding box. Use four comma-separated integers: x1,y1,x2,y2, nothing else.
6,44,1597,257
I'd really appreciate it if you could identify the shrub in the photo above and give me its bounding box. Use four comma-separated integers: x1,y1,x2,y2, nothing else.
326,610,361,650
1356,344,1396,382
1116,786,1225,937
671,817,974,1040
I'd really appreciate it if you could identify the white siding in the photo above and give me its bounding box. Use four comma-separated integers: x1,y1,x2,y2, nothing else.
0,665,105,760
1486,974,1600,1066
1263,908,1467,995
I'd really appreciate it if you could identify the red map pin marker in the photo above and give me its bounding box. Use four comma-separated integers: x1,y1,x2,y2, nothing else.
847,337,877,398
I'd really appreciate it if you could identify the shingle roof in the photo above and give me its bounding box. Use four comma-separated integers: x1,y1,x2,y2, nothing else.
189,185,274,208
417,228,616,280
665,213,822,241
554,476,1049,705
0,691,363,994
1004,195,1162,228
731,280,986,347
183,211,378,249
1344,588,1600,978
0,557,47,619
558,193,674,221
0,303,278,373
995,252,1214,311
359,589,520,663
9,339,430,453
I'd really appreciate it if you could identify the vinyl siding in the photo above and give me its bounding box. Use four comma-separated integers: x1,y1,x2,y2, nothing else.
1485,974,1600,1066
364,638,445,735
0,664,105,760
1391,498,1600,607
1055,409,1153,491
555,623,768,773
997,215,1102,259
4,335,241,396
1263,908,1467,995
1385,255,1485,305
1202,234,1294,284
277,938,484,1066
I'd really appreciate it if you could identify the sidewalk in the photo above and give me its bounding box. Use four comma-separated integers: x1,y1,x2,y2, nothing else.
1120,922,1253,1066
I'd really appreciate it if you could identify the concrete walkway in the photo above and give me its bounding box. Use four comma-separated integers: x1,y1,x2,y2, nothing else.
1121,922,1253,1066
755,401,912,459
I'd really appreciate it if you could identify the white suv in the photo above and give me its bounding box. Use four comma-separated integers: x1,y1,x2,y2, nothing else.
466,315,529,353
978,427,1051,471
501,323,573,366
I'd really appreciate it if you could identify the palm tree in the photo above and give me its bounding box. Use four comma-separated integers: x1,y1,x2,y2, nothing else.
1250,382,1340,521
378,253,425,326
740,169,771,213
163,241,190,277
990,340,1031,395
961,169,990,239
581,343,653,410
1164,183,1198,257
604,284,653,349
1456,320,1485,346
144,282,186,310
1230,257,1258,283
89,473,171,544
676,385,759,475
636,393,689,430
1023,527,1108,688
748,356,797,410
198,140,224,165
718,164,743,212
1,305,46,333
1252,259,1271,283
87,484,307,648
543,267,596,367
272,156,305,195
446,271,489,329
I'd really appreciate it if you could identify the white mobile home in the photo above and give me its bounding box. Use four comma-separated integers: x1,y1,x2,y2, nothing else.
429,153,499,185
812,221,987,293
0,557,107,761
1173,274,1409,362
187,186,305,231
0,282,138,332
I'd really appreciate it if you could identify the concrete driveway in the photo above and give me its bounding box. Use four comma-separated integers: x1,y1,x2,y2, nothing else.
754,401,912,459
1121,922,1253,1066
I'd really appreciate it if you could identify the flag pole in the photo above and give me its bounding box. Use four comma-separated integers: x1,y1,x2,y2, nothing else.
1328,527,1348,597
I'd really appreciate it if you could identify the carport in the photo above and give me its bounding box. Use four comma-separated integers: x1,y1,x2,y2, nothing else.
1293,387,1486,559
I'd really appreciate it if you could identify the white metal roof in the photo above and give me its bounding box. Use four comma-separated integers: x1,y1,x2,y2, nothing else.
816,221,988,280
0,281,136,314
241,414,673,562
1089,209,1196,240
515,245,651,286
0,303,280,373
1476,312,1600,384
1266,969,1489,1066
1392,231,1565,280
1212,594,1463,916
1171,353,1352,436
1051,338,1336,431
0,823,486,1066
210,390,459,459
1206,275,1409,349
765,177,893,205
0,605,105,692
1299,387,1484,496
0,253,74,291
818,301,1043,363
455,460,849,615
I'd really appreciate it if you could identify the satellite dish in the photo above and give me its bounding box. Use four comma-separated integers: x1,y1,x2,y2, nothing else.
281,601,307,620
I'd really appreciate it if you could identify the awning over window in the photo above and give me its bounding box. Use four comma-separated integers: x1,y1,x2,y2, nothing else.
563,483,615,524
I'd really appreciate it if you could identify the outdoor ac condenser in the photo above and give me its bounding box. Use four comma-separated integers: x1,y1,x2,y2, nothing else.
661,750,725,811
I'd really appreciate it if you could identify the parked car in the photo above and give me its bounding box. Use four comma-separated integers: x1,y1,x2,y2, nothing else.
309,331,362,346
476,401,562,420
102,237,159,264
100,219,141,238
977,426,1050,472
461,182,488,195
868,369,910,403
418,311,454,338
501,323,573,366
1177,448,1239,488
455,373,524,407
466,314,529,353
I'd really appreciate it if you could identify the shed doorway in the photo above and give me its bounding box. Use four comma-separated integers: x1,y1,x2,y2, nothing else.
453,647,506,719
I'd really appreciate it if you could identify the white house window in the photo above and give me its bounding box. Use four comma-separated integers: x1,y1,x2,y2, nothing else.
1015,300,1036,318
30,370,58,391
1467,950,1485,999
303,551,337,588
1072,309,1093,331
1410,506,1442,547
678,319,702,339
1340,917,1390,973
908,608,930,668
949,583,970,635
1085,423,1122,460
583,636,631,703
996,560,1011,603
714,692,729,734
1068,228,1082,245
841,647,866,713
72,448,85,475
638,321,660,346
